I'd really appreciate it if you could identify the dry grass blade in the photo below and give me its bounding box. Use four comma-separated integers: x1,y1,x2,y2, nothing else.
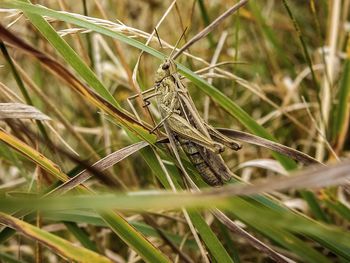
206,159,350,197
49,141,149,196
172,0,249,59
4,161,350,212
235,159,288,176
217,128,321,165
0,102,50,120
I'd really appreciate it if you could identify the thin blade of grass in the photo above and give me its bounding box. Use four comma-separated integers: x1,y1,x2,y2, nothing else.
64,221,98,251
187,210,234,263
197,0,215,47
333,38,350,151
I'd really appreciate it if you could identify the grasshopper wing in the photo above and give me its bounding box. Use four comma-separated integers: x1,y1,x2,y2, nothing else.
166,113,224,153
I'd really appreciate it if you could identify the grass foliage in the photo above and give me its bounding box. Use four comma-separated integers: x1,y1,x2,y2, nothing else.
0,1,349,262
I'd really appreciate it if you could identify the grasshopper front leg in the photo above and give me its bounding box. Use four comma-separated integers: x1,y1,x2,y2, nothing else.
127,87,156,108
127,87,155,121
128,87,182,134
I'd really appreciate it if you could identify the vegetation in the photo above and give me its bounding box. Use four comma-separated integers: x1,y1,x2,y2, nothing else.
0,0,349,262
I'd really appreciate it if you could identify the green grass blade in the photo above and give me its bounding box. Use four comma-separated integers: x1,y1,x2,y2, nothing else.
99,211,170,263
64,221,98,252
42,210,198,250
0,252,25,263
333,41,350,141
188,209,234,263
0,212,112,263
3,193,350,259
229,198,349,261
217,219,241,262
197,0,215,47
324,199,350,221
248,1,292,71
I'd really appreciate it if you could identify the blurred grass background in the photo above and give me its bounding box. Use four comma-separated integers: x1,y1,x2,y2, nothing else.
0,0,349,262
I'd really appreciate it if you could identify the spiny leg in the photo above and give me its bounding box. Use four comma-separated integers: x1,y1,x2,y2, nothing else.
127,87,179,135
127,87,156,122
142,91,162,107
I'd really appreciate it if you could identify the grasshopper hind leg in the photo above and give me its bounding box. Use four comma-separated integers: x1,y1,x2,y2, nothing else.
205,123,242,151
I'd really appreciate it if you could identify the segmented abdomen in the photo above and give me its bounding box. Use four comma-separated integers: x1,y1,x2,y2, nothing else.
178,137,222,186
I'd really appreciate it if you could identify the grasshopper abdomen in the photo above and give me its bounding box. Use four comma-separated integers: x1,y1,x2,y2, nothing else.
178,137,223,186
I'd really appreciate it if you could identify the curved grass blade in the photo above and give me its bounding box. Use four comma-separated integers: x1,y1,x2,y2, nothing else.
0,103,50,120
49,141,149,196
0,129,80,184
227,198,349,261
216,128,320,165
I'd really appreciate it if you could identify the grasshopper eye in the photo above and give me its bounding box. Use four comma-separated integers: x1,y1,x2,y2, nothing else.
162,62,170,70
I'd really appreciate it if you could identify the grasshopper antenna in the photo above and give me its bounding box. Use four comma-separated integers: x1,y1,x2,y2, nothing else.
154,28,163,49
169,27,188,59
172,0,248,60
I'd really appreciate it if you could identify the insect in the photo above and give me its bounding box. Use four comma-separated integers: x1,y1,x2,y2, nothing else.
129,55,241,186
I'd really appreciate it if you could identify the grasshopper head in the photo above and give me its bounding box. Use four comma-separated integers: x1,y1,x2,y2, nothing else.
155,59,177,83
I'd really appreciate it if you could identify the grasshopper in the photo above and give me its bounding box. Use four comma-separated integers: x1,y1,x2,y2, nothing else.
129,56,241,186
